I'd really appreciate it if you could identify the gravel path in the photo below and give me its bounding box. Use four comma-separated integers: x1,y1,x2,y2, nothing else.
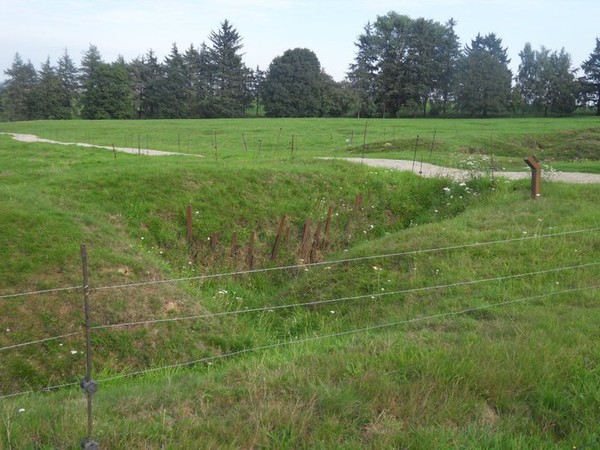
2,133,200,157
340,157,600,184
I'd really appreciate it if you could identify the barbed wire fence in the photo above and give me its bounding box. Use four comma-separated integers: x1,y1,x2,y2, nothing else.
0,227,599,447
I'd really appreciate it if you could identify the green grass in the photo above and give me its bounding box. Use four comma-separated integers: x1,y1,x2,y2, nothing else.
0,118,599,448
1,116,599,171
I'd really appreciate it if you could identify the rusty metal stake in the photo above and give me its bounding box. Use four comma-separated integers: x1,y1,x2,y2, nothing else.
270,215,287,261
186,205,193,245
247,231,256,269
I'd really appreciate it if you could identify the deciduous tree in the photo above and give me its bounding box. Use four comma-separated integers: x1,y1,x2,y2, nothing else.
261,48,323,117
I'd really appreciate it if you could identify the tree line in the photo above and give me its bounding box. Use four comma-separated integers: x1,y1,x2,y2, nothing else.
2,14,600,121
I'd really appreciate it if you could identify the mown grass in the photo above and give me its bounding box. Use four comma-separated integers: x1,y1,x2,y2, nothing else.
1,116,599,172
0,118,599,448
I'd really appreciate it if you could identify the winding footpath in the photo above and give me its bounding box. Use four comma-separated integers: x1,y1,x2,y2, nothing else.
1,132,199,157
3,132,599,183
338,157,600,184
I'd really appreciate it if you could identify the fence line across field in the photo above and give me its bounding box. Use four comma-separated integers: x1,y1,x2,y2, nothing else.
2,260,598,353
95,284,600,385
1,283,597,401
90,261,600,332
89,227,600,293
1,226,598,301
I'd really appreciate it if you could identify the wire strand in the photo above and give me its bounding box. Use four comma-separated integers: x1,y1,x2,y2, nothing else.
1,227,597,300
1,283,597,400
89,227,600,293
95,284,599,384
0,332,83,353
2,260,598,355
91,261,600,331
0,285,81,300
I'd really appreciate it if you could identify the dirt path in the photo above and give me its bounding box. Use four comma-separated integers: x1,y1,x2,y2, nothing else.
1,133,201,157
340,157,600,184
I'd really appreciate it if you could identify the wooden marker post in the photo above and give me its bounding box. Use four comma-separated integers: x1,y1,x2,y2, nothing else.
524,155,541,199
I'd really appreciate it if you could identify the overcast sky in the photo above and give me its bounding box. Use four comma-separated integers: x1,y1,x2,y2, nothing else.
1,0,599,82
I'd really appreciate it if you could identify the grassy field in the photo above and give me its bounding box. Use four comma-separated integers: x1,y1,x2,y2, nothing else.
0,117,599,448
1,116,599,172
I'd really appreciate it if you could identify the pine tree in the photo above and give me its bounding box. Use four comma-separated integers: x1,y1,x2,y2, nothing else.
206,20,252,117
349,14,460,117
456,33,512,116
159,43,188,118
56,49,79,118
81,57,132,119
3,53,38,121
35,57,70,119
137,49,163,118
348,22,379,118
581,38,600,115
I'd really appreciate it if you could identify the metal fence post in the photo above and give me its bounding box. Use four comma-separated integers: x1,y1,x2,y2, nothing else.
80,245,98,449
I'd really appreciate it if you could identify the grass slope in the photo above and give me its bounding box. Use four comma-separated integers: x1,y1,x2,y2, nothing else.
0,119,599,448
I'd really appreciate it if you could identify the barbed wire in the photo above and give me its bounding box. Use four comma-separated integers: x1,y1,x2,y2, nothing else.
2,261,597,352
1,227,597,301
90,262,600,332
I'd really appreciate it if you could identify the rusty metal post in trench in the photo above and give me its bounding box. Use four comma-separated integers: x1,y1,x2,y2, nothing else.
270,215,287,261
247,231,256,269
524,155,542,199
186,205,193,246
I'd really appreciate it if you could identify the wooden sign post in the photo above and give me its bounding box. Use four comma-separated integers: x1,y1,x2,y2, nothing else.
523,155,541,199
